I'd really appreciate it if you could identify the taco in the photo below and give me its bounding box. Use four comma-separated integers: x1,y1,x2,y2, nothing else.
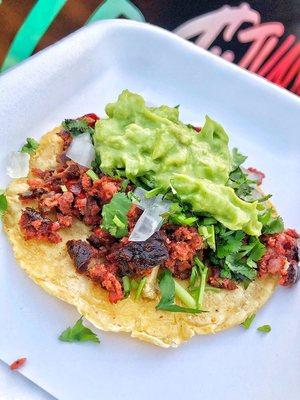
3,91,299,347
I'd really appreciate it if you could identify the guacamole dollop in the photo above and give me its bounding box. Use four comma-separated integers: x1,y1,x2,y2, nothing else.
94,90,261,236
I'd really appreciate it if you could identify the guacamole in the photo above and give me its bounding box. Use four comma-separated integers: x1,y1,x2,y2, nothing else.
94,90,261,236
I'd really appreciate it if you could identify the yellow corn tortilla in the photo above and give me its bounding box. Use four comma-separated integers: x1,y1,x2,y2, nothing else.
3,128,278,348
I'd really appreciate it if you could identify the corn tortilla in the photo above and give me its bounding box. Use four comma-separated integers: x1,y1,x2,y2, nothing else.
3,129,278,348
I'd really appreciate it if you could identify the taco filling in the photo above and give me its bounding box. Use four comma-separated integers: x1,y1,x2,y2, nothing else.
15,91,299,308
3,90,299,346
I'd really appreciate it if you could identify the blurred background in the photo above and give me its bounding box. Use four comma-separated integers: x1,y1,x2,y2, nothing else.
0,0,299,95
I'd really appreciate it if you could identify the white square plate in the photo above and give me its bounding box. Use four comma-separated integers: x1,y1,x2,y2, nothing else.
0,20,299,400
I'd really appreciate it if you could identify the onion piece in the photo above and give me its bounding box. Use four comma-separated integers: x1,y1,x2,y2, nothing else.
66,133,95,167
7,151,30,178
129,194,171,242
132,187,156,210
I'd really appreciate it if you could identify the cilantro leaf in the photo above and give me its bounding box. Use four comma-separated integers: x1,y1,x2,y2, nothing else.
228,167,256,199
198,225,216,250
216,230,245,258
231,148,247,170
20,137,39,154
156,269,203,313
164,202,197,226
0,190,8,220
242,314,256,329
225,255,257,280
59,318,100,343
210,225,265,283
248,238,266,261
257,324,271,333
101,193,132,238
62,119,93,137
260,210,284,234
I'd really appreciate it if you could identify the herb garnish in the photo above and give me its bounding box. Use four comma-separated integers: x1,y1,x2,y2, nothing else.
259,208,284,234
122,276,131,298
227,148,257,200
194,257,208,308
101,193,132,238
62,119,93,137
164,202,197,226
135,277,147,300
156,269,203,313
198,225,216,250
86,169,99,181
59,318,100,343
20,137,39,154
0,190,8,219
257,324,271,333
208,224,266,282
242,314,256,329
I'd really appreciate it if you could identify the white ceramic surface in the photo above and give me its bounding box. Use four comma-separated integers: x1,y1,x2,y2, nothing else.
0,20,299,400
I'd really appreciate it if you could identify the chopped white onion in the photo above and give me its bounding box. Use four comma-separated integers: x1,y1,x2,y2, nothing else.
7,151,30,178
129,193,171,242
66,133,95,167
132,187,156,210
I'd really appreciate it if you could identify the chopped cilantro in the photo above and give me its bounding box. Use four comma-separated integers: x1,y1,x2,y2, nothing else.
86,169,99,181
257,324,271,333
227,148,259,200
127,191,141,203
216,230,245,258
242,314,256,329
194,257,208,308
225,255,257,280
144,187,164,198
0,190,8,220
164,202,197,226
101,193,132,238
189,266,198,288
198,225,216,250
62,118,93,137
259,209,284,234
156,269,203,313
231,148,247,170
135,277,147,300
20,137,39,154
120,179,129,191
59,318,100,343
122,276,131,298
208,224,265,282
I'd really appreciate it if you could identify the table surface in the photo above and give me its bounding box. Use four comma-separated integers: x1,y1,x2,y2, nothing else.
0,361,54,400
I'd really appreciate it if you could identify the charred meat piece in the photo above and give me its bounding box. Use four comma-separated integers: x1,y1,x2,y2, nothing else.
19,187,46,202
88,263,123,303
57,130,72,150
259,229,299,286
87,227,116,250
162,225,203,279
57,191,74,215
82,196,101,226
66,240,97,273
19,207,61,243
89,176,122,203
282,261,299,286
208,267,237,290
57,213,73,228
67,240,123,303
108,232,168,276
